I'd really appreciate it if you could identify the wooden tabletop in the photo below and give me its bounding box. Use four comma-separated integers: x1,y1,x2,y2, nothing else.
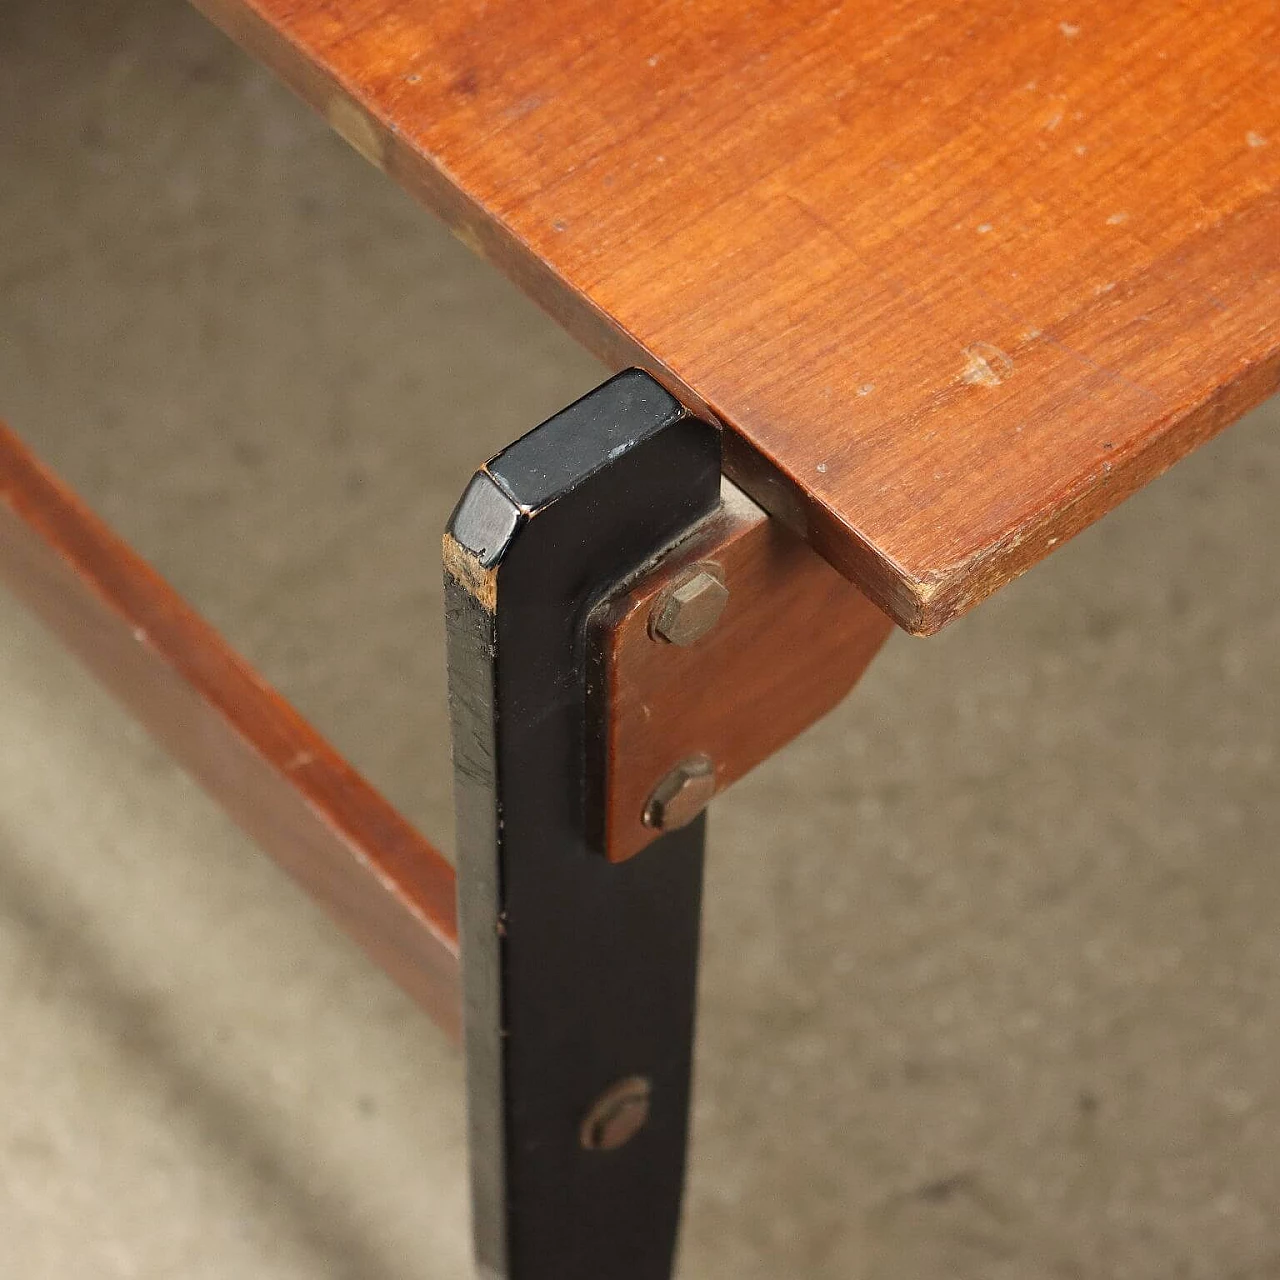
196,0,1280,632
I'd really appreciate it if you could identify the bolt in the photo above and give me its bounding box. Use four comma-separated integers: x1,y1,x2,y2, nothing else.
648,563,729,646
580,1076,652,1151
642,754,716,831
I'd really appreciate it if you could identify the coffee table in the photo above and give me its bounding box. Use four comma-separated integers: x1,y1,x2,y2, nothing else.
2,2,1277,1276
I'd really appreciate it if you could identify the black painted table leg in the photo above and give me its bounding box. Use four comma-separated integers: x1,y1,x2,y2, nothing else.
444,370,721,1280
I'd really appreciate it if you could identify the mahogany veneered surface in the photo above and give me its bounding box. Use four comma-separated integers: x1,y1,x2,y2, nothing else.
195,0,1280,632
0,422,461,1039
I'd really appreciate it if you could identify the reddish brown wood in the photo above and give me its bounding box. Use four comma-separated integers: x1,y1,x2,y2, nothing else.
193,0,1280,633
590,481,891,863
0,421,461,1039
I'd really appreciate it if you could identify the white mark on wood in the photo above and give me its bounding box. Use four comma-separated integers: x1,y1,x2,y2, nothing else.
648,54,661,67
1075,144,1089,156
856,383,876,397
816,462,828,474
961,343,1014,387
976,222,993,234
1247,131,1268,148
1059,21,1081,36
1106,211,1129,225
326,97,386,170
1094,281,1116,295
451,222,488,261
1042,106,1064,130
505,94,544,122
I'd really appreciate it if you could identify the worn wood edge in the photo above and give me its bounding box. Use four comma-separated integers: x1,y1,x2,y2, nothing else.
0,420,462,1040
442,531,497,613
909,349,1280,632
189,0,1280,636
726,338,1280,634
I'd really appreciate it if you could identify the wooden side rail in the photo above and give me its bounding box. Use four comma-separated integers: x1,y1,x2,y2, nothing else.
0,420,461,1039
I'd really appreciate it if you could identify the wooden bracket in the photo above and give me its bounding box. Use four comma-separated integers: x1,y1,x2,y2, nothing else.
587,479,893,863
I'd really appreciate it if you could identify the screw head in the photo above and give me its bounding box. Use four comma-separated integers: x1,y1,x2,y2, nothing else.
649,564,729,646
580,1076,652,1151
642,754,716,831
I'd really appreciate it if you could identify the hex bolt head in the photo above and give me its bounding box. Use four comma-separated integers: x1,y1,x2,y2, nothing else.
648,563,729,646
580,1076,652,1151
642,753,716,831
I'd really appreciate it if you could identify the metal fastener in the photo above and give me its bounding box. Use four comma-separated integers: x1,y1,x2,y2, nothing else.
580,1076,652,1151
648,563,729,646
642,754,716,831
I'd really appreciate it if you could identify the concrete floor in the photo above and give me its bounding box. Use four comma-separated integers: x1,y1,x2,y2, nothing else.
3,2,1280,1276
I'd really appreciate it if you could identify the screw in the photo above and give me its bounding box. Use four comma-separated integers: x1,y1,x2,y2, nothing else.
642,754,716,830
648,563,729,646
580,1076,652,1151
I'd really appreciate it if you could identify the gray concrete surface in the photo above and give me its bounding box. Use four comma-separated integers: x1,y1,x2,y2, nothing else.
2,2,1279,1276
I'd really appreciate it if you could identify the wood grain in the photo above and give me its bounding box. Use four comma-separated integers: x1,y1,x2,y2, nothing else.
0,421,461,1039
193,0,1280,632
589,480,891,863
